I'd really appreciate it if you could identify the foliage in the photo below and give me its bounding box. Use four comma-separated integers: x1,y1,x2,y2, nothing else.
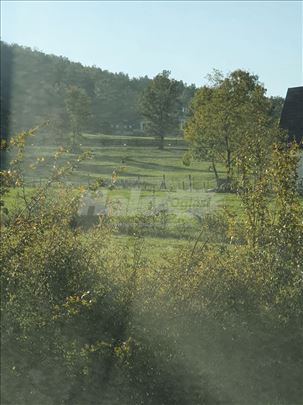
65,86,91,151
184,69,282,187
140,70,182,149
181,142,303,402
269,95,285,121
1,42,195,141
1,127,302,404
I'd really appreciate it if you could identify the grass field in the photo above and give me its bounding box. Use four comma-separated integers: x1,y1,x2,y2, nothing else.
5,131,302,256
3,132,237,255
20,132,224,189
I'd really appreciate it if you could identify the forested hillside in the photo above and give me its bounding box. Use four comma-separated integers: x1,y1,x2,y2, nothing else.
0,42,196,140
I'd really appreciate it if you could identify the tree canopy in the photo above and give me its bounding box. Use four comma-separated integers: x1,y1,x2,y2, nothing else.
65,86,91,150
184,69,282,187
140,70,183,149
1,42,195,143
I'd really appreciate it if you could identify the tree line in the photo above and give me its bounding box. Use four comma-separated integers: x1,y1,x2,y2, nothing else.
1,41,286,177
0,41,195,142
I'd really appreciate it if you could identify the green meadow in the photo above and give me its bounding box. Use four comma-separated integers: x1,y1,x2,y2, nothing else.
5,132,242,255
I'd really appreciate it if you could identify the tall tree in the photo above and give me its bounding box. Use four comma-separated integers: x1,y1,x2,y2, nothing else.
140,70,182,149
65,86,91,150
184,69,277,187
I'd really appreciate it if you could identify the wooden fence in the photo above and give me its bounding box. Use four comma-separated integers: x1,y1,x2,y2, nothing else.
25,173,216,192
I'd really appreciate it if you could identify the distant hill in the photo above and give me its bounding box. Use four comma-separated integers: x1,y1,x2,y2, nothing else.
0,41,196,140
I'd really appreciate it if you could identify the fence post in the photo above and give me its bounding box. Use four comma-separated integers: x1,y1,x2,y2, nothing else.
189,174,192,192
160,174,166,190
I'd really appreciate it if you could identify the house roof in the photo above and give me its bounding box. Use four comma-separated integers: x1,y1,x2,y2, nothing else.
279,86,303,146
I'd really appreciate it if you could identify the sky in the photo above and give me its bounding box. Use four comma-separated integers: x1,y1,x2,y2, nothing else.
1,1,302,96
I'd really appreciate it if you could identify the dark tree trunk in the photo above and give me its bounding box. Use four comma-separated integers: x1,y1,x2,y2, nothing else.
226,148,232,181
159,134,164,150
224,131,233,183
212,158,220,188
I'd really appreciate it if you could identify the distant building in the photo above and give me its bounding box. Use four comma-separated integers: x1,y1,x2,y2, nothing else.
280,86,303,191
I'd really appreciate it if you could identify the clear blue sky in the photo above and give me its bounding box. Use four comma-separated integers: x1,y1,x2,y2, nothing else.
1,1,302,96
